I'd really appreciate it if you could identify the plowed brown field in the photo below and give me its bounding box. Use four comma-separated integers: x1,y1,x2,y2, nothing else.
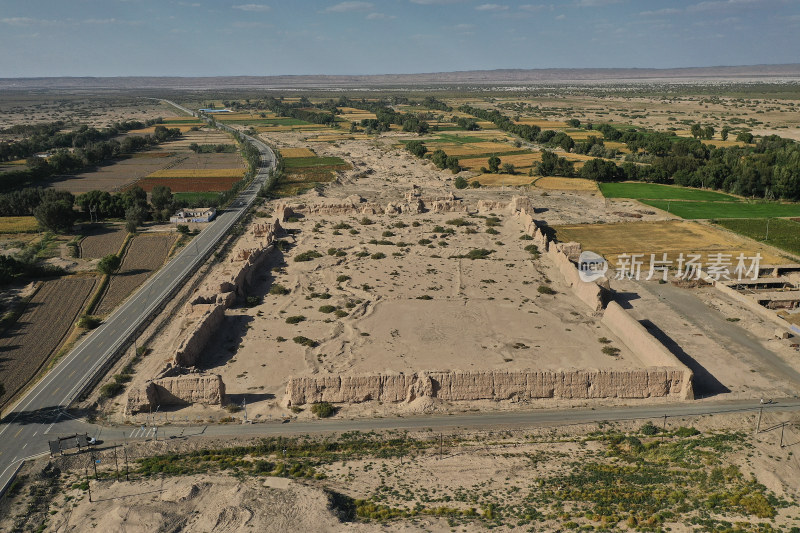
0,277,97,407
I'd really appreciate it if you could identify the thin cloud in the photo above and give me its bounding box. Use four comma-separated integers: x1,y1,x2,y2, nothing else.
555,14,567,19
410,0,465,4
1,17,59,26
577,0,623,6
519,4,547,11
687,0,763,12
475,3,509,11
324,1,374,12
639,8,682,16
233,4,271,12
366,12,395,19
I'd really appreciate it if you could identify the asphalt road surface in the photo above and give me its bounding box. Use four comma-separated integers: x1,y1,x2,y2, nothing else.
0,100,275,492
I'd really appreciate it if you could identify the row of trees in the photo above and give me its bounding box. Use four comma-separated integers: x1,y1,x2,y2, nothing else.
0,118,165,162
0,126,182,193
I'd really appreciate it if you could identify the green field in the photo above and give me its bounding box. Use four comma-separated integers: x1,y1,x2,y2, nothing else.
715,218,800,257
173,192,221,204
283,156,350,169
600,182,740,202
641,200,800,219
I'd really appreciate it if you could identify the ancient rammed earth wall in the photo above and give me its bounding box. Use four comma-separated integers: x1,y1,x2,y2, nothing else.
125,219,282,414
285,197,695,405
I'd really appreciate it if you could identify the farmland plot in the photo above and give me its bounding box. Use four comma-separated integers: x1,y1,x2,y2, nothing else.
79,225,128,259
94,233,177,316
0,277,97,407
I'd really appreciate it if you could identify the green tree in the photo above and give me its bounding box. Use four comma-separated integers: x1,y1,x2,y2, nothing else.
431,149,448,169
446,156,460,174
97,254,121,275
150,185,173,212
721,126,731,141
737,131,754,143
567,118,581,128
488,155,501,173
125,205,148,233
454,176,468,189
34,198,75,233
690,123,703,139
501,163,516,174
703,125,715,140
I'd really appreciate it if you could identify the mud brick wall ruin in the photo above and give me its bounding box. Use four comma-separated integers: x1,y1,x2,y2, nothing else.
125,219,282,414
285,196,695,406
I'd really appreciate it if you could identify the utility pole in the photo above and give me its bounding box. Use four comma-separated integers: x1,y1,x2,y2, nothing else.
114,446,120,481
91,449,98,479
780,422,785,448
756,407,763,435
124,446,130,481
85,465,92,503
439,433,443,460
242,397,247,423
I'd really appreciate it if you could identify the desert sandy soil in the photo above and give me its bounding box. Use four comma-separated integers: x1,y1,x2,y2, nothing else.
2,412,799,532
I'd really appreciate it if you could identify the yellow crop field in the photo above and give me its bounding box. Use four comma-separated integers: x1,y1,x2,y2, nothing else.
566,130,603,140
459,152,542,170
0,216,38,234
534,177,598,191
515,119,568,128
701,139,746,148
469,174,534,187
475,121,499,129
339,113,377,122
604,141,630,153
147,168,246,178
280,148,316,158
552,220,785,267
438,142,525,157
7,159,28,166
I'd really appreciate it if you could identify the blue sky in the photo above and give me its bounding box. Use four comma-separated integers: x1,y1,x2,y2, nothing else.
1,0,798,77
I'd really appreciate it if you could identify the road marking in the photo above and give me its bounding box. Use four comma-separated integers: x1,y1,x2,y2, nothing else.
50,387,60,396
13,428,22,438
21,443,27,449
68,370,76,378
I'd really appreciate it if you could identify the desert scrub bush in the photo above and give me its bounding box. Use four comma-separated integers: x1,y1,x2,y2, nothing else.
486,227,500,235
537,285,556,295
355,251,369,258
336,275,351,282
334,310,348,318
245,295,261,307
293,336,317,347
418,238,432,245
285,315,306,324
269,283,290,295
359,217,374,225
416,295,433,300
332,222,351,230
370,252,386,259
519,234,533,240
99,381,124,399
294,250,323,262
319,305,337,313
598,337,612,344
485,216,501,227
311,402,335,418
446,218,471,227
524,244,540,257
463,248,494,260
382,230,395,237
393,221,407,228
602,346,621,356
77,314,101,329
640,421,659,435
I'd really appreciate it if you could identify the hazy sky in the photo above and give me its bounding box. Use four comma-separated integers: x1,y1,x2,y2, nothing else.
1,0,798,77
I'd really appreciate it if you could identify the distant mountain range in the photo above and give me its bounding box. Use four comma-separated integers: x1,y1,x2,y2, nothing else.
2,64,800,90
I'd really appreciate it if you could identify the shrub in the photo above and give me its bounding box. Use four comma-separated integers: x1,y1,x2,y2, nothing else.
470,180,481,188
77,314,101,329
454,176,468,189
355,251,369,258
311,402,335,418
99,381,124,399
293,336,317,347
334,310,348,318
464,248,493,260
269,283,290,295
318,305,336,313
537,285,555,295
359,217,374,225
524,244,539,255
598,337,611,344
245,296,261,307
370,252,386,259
602,346,620,356
97,253,121,275
418,238,432,245
640,421,659,435
294,250,323,262
486,228,500,235
336,275,351,282
176,224,190,235
285,315,306,324
519,234,533,240
446,218,470,227
416,295,433,300
382,230,395,237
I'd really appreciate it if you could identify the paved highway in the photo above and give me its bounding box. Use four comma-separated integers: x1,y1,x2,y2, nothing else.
0,100,275,493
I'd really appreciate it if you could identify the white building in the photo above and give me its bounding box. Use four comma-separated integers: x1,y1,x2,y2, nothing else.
170,207,216,223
